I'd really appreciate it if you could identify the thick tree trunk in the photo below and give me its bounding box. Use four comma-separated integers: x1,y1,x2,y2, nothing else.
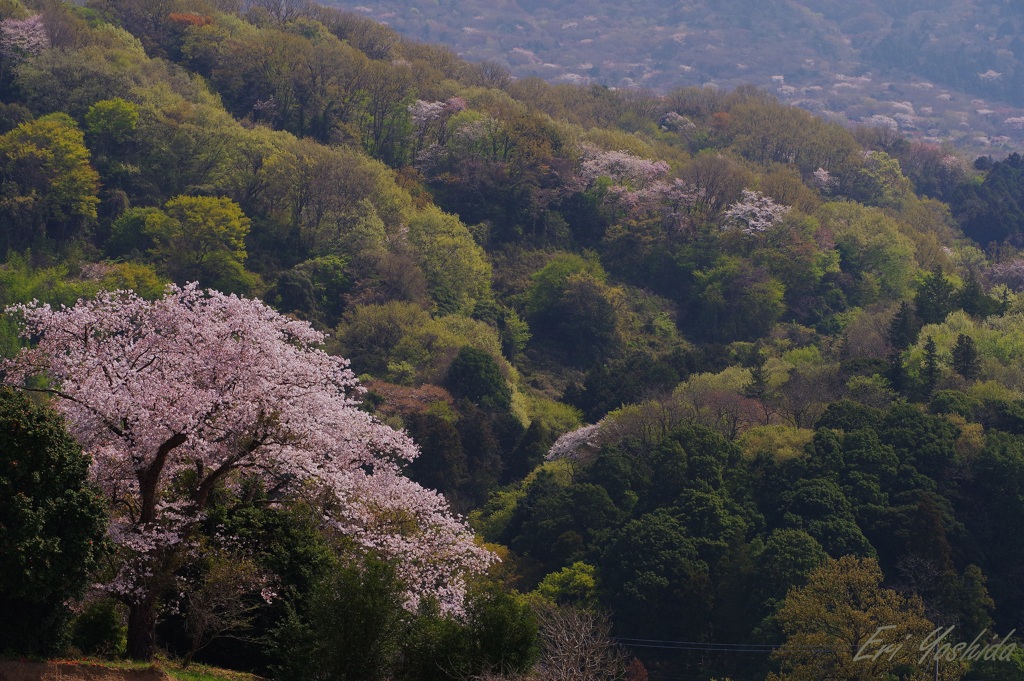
126,597,158,661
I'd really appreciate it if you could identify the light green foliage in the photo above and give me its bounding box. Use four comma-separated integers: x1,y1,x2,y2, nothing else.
524,252,607,318
521,395,582,436
897,198,959,270
676,366,752,396
727,100,859,174
855,150,914,209
738,425,814,461
406,205,492,315
816,201,917,302
333,302,510,385
85,98,140,143
905,310,1024,390
0,113,99,249
143,195,254,292
534,561,598,606
264,139,404,255
0,255,165,309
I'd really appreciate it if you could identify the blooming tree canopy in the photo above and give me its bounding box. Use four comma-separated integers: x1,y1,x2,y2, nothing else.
0,15,49,60
722,189,791,234
579,146,670,189
2,285,493,617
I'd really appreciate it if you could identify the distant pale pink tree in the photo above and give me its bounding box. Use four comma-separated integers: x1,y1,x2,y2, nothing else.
409,96,467,154
722,189,791,234
2,284,492,660
579,146,703,235
580,146,670,188
0,15,49,60
547,421,604,461
989,259,1024,291
812,167,836,193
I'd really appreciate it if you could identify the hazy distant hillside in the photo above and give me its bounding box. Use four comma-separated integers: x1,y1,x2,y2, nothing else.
328,0,1024,151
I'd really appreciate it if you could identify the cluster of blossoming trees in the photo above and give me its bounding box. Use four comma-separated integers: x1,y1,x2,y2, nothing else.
1,284,493,660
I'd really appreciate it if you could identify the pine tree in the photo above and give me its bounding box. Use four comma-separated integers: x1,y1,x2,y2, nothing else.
922,335,940,397
951,333,981,380
958,269,996,318
887,301,920,350
915,267,956,325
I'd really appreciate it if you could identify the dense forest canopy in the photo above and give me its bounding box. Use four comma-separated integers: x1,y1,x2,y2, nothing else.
4,0,1024,679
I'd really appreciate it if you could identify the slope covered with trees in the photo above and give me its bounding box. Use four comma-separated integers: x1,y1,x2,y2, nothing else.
328,0,1024,152
4,0,1024,679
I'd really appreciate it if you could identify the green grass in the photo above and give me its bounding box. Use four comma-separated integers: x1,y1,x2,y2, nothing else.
162,662,265,681
39,657,267,681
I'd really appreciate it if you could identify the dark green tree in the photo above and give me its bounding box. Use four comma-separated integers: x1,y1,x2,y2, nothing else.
914,267,956,325
272,555,408,681
0,387,107,656
396,587,538,681
951,333,981,381
599,510,713,641
445,346,512,411
922,335,940,397
958,269,999,318
751,528,828,616
887,301,920,350
405,412,468,500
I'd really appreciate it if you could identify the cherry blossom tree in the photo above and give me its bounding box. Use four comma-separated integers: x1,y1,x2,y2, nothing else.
579,146,703,235
546,421,604,462
722,189,791,234
0,15,49,60
579,146,669,188
2,284,493,660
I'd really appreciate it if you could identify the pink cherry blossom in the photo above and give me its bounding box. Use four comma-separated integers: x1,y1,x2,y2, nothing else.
0,15,49,59
722,189,791,234
2,284,493,615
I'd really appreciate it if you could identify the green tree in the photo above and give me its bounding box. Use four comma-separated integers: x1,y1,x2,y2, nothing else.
0,113,99,251
273,555,408,681
525,253,622,364
0,387,107,656
816,202,916,303
780,478,874,557
922,335,940,397
751,528,827,613
951,333,981,381
958,269,999,318
599,510,712,641
850,150,914,209
406,205,492,316
145,195,253,291
692,256,785,342
768,556,964,681
888,301,920,351
445,346,512,411
396,587,538,681
85,98,140,144
534,561,599,607
915,267,957,325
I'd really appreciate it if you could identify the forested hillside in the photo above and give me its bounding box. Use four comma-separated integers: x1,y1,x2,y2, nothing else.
4,1,1024,680
328,0,1024,153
